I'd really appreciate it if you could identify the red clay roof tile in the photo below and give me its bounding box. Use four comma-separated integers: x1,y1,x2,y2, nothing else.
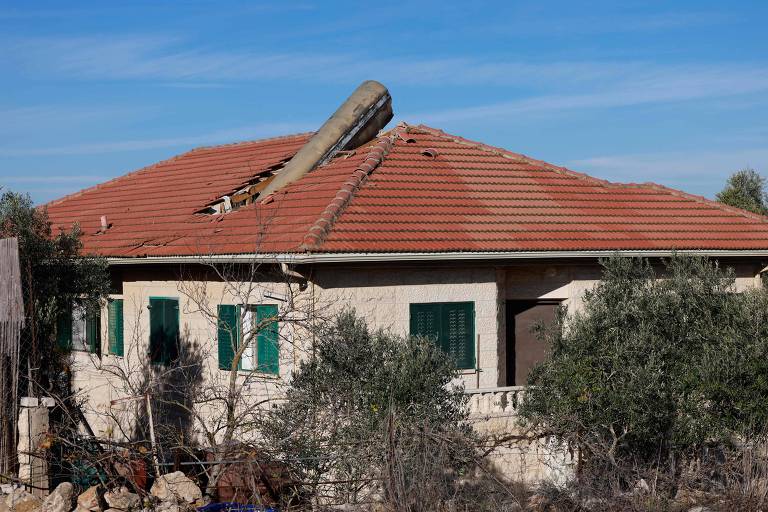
45,124,768,257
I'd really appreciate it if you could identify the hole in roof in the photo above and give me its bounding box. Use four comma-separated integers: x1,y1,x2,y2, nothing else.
421,148,439,159
196,159,287,215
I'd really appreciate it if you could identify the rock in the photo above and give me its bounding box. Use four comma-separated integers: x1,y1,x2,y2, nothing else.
5,489,41,512
76,486,101,512
103,488,139,512
150,472,201,505
688,507,713,512
41,483,73,512
633,478,650,494
7,493,41,512
154,504,180,512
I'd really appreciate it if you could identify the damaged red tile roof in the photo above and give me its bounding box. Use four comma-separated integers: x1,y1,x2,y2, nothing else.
45,124,768,257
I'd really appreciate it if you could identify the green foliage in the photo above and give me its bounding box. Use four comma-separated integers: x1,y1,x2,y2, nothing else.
520,256,768,470
0,190,109,390
716,168,768,215
263,309,471,502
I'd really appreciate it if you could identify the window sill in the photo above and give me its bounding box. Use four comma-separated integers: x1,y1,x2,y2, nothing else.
235,369,281,380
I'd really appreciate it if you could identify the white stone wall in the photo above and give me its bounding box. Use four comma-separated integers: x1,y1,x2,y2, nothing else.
68,258,764,482
311,264,501,388
70,269,301,443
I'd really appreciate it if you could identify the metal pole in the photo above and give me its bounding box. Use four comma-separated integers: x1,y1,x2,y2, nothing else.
145,394,161,479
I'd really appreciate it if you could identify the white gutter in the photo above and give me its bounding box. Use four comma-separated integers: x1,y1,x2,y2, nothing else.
105,249,768,266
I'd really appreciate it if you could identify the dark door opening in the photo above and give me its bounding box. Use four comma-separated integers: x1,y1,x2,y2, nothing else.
506,300,561,386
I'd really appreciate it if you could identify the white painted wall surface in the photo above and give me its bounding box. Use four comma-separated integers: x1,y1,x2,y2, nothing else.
67,258,764,482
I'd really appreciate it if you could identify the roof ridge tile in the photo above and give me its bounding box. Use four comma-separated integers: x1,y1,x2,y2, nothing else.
300,126,404,251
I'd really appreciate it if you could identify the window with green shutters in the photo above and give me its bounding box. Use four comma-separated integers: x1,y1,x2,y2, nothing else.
85,310,101,355
56,305,73,350
108,299,124,356
409,302,475,369
149,297,179,365
255,304,279,374
217,304,279,374
217,304,239,370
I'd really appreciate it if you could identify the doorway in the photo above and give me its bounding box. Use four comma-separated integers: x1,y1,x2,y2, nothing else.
505,300,561,386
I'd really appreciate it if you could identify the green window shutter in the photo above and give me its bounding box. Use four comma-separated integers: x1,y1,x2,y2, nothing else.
57,306,73,350
409,303,441,342
441,302,474,370
108,299,124,356
149,298,179,365
256,305,279,375
165,299,180,364
409,302,475,370
86,309,101,355
218,304,239,370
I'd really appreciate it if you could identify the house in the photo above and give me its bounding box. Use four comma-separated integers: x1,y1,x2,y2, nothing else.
45,82,768,481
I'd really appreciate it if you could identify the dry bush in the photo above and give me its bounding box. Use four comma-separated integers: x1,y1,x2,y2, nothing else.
381,419,528,512
519,436,768,512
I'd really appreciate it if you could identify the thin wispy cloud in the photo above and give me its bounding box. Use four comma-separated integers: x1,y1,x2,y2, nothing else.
5,33,762,91
0,105,152,135
513,10,738,35
1,175,106,184
4,34,767,124
0,121,315,157
567,148,768,197
409,66,768,124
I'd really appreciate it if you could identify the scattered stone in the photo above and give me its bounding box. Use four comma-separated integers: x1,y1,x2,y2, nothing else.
103,488,140,512
688,507,713,512
6,492,41,512
154,504,180,512
41,483,73,512
5,489,41,512
76,486,101,512
150,472,202,506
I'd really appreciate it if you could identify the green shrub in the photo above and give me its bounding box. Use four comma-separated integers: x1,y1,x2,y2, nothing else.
520,256,768,481
262,309,472,506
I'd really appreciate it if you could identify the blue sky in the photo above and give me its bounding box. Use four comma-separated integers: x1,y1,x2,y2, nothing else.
1,1,767,204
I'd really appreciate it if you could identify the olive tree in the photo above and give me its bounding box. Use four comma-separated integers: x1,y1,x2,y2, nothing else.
519,256,768,489
262,309,474,508
717,168,768,215
0,190,109,395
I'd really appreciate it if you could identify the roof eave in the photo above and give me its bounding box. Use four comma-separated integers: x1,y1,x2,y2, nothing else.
105,249,768,266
